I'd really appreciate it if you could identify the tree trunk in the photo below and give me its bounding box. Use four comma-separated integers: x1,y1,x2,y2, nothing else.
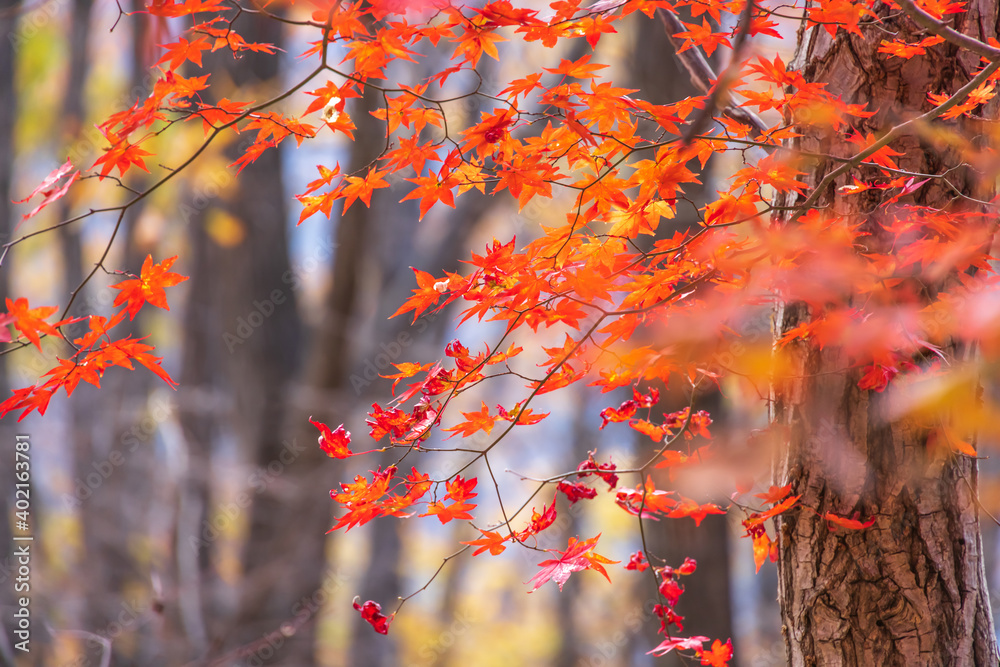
774,4,1000,664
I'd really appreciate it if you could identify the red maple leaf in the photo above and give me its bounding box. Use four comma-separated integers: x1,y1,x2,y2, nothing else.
517,495,558,540
311,418,353,458
13,158,79,224
557,481,598,504
353,598,393,634
625,550,649,572
648,636,709,657
526,534,618,592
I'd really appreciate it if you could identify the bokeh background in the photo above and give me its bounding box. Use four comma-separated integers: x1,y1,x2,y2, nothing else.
1,1,999,665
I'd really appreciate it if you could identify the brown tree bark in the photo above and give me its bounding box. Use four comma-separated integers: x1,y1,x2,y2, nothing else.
773,4,1000,664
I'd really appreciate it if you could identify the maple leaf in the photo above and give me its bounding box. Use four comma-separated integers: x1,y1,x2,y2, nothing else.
526,534,618,592
381,362,434,394
193,98,251,135
390,267,446,322
846,131,905,172
5,298,68,350
158,36,212,69
499,73,543,99
329,465,399,531
517,496,557,540
311,418,353,458
557,481,597,503
648,636,710,657
462,528,509,556
667,496,728,526
543,54,608,79
677,557,697,575
599,399,637,428
0,386,55,421
824,512,876,530
13,158,79,223
576,452,619,489
751,532,771,573
72,312,126,351
340,168,390,212
420,498,476,523
673,18,731,56
445,475,478,502
616,476,679,518
877,36,944,59
353,598,392,634
632,419,667,442
443,401,499,438
451,20,507,65
92,137,154,179
625,550,649,572
104,338,181,390
743,494,802,528
111,255,189,319
697,639,734,666
857,363,899,392
401,174,457,219
808,0,874,37
755,484,793,504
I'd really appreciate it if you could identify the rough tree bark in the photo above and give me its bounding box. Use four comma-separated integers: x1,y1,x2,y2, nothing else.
773,3,1000,664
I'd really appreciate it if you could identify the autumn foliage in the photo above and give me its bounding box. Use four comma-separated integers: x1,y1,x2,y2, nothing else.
9,0,1000,660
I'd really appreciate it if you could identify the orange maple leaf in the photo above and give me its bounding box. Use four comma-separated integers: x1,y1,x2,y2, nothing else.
390,267,447,322
751,532,771,573
444,475,478,503
92,138,154,178
824,512,876,530
667,496,728,526
157,36,212,69
462,529,509,556
420,498,477,523
5,298,70,350
451,20,507,65
443,401,499,438
111,255,189,320
340,168,390,212
673,18,731,56
697,639,734,667
754,484,793,504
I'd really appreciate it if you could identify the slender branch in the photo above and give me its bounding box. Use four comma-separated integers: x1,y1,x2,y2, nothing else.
791,58,1000,222
895,0,1000,61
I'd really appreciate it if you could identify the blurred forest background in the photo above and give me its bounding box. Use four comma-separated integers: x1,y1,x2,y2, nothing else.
2,1,1000,666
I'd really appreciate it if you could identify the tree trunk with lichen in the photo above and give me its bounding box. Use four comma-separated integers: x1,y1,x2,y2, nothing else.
773,3,1000,665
